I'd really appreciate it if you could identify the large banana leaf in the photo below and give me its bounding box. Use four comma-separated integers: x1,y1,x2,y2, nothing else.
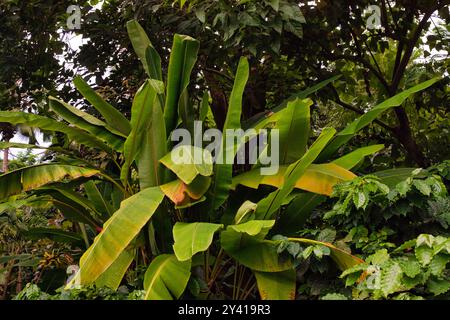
0,111,111,152
22,228,83,245
74,77,131,136
68,187,164,286
373,167,418,188
332,145,385,169
254,270,296,300
120,80,164,183
160,146,213,185
126,20,163,82
232,163,355,196
318,78,441,161
95,249,135,290
221,221,293,272
164,34,200,134
143,254,191,300
274,193,326,235
255,128,336,219
0,164,99,200
277,99,311,164
287,237,364,271
49,97,125,151
172,222,223,261
209,57,249,210
84,181,114,218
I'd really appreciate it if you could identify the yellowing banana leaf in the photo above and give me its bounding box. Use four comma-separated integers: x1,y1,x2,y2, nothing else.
288,237,365,271
143,254,191,300
209,57,249,210
254,270,296,300
232,163,356,196
255,127,336,219
160,175,211,208
68,187,164,286
95,249,135,290
0,111,111,152
160,146,213,184
0,164,99,200
74,76,131,136
173,222,223,261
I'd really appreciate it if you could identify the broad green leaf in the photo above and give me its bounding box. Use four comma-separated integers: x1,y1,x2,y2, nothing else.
288,237,364,271
0,164,99,200
143,254,191,300
137,82,167,189
232,163,355,196
373,168,417,188
22,228,83,244
68,187,164,286
277,99,311,164
160,146,213,184
427,278,450,296
126,20,163,82
84,181,114,218
49,97,125,151
95,249,135,290
254,270,296,300
173,222,223,261
255,127,336,219
332,145,384,169
121,80,163,183
0,111,111,152
209,57,249,210
318,78,441,161
221,221,293,272
164,34,200,134
274,193,326,235
74,76,131,136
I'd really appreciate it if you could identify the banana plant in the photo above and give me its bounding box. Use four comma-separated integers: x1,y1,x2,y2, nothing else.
0,19,440,300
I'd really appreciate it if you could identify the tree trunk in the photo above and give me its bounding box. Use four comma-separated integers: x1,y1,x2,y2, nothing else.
2,147,8,173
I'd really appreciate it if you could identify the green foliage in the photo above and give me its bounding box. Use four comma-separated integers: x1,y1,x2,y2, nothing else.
340,234,450,299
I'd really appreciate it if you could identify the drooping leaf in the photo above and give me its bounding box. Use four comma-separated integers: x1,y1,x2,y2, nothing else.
232,163,355,196
318,78,441,161
0,111,111,152
22,228,83,244
373,168,418,188
172,222,223,261
74,76,131,136
143,254,191,300
49,96,125,151
0,164,99,200
254,269,296,300
67,187,164,287
288,237,364,271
